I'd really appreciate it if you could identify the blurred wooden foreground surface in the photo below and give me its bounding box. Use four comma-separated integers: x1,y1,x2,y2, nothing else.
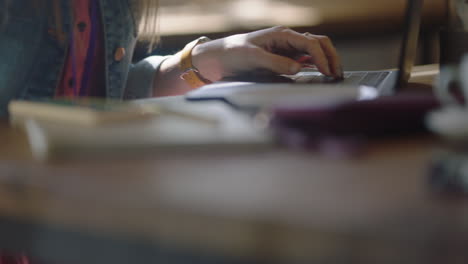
1,65,468,264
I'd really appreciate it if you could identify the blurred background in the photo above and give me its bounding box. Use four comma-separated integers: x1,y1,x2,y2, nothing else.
136,0,447,71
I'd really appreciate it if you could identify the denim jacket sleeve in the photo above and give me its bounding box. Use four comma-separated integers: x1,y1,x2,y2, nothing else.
122,0,172,99
124,55,172,99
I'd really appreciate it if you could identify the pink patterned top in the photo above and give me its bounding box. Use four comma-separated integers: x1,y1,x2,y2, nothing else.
56,0,105,98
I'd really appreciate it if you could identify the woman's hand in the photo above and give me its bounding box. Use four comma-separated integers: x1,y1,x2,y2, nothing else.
192,26,343,82
154,26,342,97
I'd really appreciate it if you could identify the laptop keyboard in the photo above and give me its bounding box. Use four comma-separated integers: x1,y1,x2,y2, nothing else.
292,71,390,88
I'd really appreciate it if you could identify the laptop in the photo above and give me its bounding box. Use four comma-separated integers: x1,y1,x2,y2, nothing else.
186,0,423,109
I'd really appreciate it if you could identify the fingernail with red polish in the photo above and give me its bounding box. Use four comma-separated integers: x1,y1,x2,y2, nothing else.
296,55,311,64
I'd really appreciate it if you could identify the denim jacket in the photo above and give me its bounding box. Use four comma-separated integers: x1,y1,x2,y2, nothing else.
0,0,167,116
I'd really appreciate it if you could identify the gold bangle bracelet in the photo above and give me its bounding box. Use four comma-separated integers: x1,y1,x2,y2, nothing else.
179,36,212,89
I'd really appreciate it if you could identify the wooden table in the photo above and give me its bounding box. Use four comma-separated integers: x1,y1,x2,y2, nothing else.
2,65,468,264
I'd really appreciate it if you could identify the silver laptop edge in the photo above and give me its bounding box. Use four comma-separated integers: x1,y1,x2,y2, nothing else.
345,0,423,95
396,0,424,90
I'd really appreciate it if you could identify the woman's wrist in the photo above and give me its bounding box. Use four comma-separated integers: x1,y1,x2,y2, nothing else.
191,41,224,82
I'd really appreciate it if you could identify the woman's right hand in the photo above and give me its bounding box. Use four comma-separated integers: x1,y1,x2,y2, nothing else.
192,26,343,82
